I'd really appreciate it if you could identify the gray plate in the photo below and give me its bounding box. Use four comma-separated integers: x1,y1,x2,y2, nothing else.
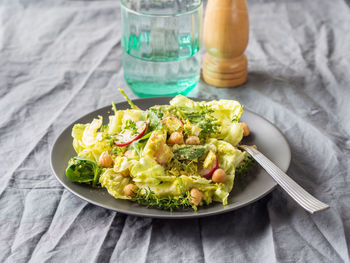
50,97,291,219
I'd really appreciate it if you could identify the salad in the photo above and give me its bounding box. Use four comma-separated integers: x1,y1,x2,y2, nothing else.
65,90,254,211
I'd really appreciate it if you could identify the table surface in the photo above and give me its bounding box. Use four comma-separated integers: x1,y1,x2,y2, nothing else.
1,0,349,262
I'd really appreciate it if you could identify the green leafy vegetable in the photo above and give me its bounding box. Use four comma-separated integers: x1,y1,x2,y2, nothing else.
139,132,152,141
165,159,199,176
173,145,206,160
99,168,131,199
128,139,147,156
128,132,152,156
118,88,140,110
146,110,163,132
65,157,102,187
131,188,196,211
112,145,126,155
236,156,255,177
149,106,166,119
170,106,219,136
124,119,138,135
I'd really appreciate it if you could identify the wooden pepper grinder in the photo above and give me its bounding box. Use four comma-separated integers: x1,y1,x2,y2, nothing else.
203,0,249,88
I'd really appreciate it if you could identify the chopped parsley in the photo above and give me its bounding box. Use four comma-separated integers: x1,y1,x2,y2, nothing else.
169,106,219,136
124,120,138,135
112,145,126,156
232,115,239,122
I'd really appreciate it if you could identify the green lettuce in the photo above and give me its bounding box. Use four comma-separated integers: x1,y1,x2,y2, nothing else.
108,110,124,135
169,95,244,145
216,139,247,174
72,124,87,153
129,156,171,186
204,99,243,145
71,118,112,162
82,118,102,146
99,168,131,199
169,95,198,109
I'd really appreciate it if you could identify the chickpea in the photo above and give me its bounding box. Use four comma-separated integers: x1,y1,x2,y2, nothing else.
239,122,250,137
190,188,202,206
185,136,200,145
167,132,184,145
212,168,227,183
123,184,138,198
98,151,113,168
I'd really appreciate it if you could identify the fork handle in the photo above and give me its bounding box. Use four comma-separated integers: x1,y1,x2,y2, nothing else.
239,145,329,214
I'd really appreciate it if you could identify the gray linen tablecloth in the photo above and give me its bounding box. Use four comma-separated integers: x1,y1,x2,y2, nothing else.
1,0,349,262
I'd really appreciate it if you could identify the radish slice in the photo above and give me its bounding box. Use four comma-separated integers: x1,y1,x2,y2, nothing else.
114,121,147,147
162,116,184,133
201,157,219,179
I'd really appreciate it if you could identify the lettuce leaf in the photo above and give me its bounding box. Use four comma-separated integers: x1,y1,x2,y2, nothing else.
72,124,87,153
221,122,244,146
113,156,130,176
204,99,243,123
216,140,247,174
179,175,217,204
71,119,112,162
203,138,247,205
213,174,235,205
129,156,170,186
122,110,144,125
108,110,124,135
82,118,102,146
170,95,244,145
204,99,243,145
169,95,198,109
206,138,246,174
99,168,131,199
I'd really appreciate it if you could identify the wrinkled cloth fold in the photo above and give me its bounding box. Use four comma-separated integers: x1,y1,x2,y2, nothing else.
0,0,349,262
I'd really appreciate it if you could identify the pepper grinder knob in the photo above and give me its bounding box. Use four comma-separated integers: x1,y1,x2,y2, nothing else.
203,0,249,88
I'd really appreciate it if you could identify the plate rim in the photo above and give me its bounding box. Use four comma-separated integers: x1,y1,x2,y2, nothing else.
50,97,291,219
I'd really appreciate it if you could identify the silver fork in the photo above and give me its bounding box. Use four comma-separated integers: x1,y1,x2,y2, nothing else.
238,145,330,213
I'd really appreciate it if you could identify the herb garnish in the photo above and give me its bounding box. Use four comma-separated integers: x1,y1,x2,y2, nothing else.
149,106,166,120
131,188,197,211
232,115,239,122
165,159,198,177
170,106,219,136
124,120,138,135
112,146,126,155
236,156,255,177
